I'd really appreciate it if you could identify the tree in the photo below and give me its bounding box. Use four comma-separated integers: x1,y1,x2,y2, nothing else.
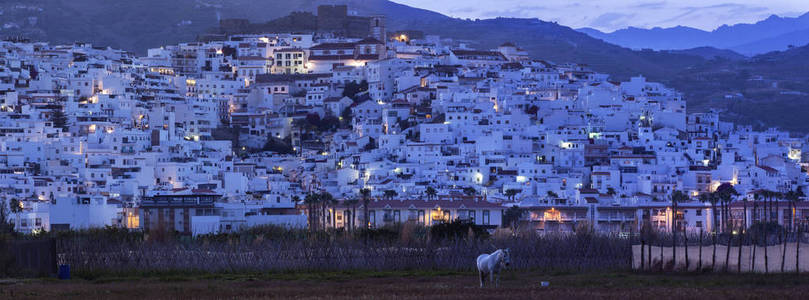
425,187,437,201
319,192,336,231
263,136,294,154
715,183,737,272
344,198,359,232
463,187,476,196
360,188,371,230
716,184,738,232
505,189,519,202
502,206,526,230
8,198,22,233
340,107,353,128
700,192,719,268
740,191,749,272
363,137,377,151
670,190,689,269
0,199,14,233
51,107,68,132
304,193,320,232
383,190,397,200
790,188,806,272
524,105,538,115
761,190,775,273
342,80,368,98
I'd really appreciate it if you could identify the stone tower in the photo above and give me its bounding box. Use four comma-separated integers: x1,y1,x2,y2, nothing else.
369,15,386,42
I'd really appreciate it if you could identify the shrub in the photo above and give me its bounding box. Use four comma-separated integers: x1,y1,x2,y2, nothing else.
430,220,489,241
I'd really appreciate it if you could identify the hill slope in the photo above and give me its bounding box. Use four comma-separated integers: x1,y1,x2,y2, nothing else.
4,0,809,131
0,0,709,81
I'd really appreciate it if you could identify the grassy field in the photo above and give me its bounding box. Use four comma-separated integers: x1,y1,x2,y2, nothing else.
3,271,809,299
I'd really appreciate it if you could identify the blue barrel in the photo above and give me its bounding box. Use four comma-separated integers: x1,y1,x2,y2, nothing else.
57,264,70,280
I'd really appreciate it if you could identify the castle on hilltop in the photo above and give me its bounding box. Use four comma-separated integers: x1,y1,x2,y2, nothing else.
217,5,384,40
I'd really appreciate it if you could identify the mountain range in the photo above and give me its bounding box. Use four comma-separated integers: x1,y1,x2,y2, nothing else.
578,13,809,56
1,0,809,131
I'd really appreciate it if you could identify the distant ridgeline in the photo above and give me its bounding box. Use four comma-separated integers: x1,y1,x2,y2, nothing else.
212,5,375,39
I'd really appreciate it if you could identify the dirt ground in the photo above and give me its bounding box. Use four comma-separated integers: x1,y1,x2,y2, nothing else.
3,271,809,299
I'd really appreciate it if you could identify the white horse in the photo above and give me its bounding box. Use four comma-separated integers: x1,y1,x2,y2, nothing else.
476,248,511,288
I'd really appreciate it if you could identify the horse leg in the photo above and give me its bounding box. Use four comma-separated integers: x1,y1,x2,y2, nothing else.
479,271,484,288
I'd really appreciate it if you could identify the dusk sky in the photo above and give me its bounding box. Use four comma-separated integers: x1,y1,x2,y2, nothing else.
394,0,809,32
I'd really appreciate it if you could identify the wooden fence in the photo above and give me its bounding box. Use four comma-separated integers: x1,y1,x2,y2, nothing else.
633,232,809,273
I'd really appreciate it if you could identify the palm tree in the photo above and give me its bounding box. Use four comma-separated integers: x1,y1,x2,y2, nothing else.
785,188,804,272
670,190,688,269
762,190,773,273
425,186,437,201
319,192,336,231
715,183,737,272
786,190,801,231
706,192,719,235
774,191,784,238
360,188,371,230
739,192,749,272
793,189,806,273
304,193,320,231
344,198,359,232
702,192,719,269
716,184,738,231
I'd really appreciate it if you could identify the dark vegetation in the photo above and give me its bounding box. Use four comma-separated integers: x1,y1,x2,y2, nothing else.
262,136,295,154
2,225,630,278
342,80,368,98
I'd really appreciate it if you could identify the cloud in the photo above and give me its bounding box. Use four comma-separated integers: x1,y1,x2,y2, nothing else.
659,3,770,28
392,0,809,31
631,1,667,10
588,12,635,29
447,7,478,14
477,5,550,19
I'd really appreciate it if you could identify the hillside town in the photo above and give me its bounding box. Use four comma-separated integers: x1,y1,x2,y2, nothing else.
2,5,808,237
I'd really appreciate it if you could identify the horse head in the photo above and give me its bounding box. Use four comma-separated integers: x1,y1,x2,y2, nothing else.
500,248,511,268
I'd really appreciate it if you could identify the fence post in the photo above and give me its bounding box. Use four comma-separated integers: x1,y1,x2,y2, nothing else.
660,236,664,272
797,229,802,273
764,222,769,274
782,230,787,273
725,227,732,273
712,230,717,271
647,236,652,271
751,230,757,273
641,236,645,271
738,231,743,273
698,231,703,271
684,231,689,272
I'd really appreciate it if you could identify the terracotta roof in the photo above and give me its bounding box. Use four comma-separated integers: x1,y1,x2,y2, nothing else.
355,198,503,209
757,165,779,173
310,42,356,50
357,37,384,45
